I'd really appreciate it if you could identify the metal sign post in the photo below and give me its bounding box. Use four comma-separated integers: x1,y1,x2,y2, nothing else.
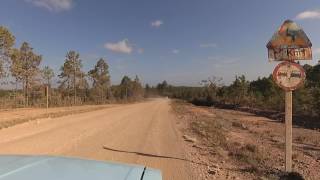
267,20,312,172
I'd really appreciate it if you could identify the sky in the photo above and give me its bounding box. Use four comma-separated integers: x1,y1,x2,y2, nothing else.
1,0,320,86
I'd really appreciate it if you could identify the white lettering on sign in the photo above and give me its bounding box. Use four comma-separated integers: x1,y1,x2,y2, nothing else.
268,48,312,61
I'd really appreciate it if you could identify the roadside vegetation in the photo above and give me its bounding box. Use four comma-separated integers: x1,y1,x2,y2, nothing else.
150,67,320,129
172,100,320,179
0,26,144,108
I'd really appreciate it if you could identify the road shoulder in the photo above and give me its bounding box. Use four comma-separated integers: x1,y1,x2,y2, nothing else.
171,100,320,180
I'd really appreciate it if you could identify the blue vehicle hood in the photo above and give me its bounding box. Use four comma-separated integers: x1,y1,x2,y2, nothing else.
0,155,162,180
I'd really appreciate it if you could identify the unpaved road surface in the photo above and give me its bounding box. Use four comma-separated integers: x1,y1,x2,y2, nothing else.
0,99,196,180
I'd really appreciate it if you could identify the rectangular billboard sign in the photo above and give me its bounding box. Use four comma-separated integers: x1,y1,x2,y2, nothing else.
268,47,312,61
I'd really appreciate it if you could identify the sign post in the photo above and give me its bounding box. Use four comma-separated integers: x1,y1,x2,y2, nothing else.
285,91,292,172
267,20,312,172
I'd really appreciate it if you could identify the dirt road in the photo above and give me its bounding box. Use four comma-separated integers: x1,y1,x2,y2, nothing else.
0,99,196,180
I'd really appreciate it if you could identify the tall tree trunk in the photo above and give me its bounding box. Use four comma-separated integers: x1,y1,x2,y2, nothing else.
25,79,28,107
14,78,17,108
126,86,128,100
73,62,76,105
67,76,70,102
73,73,76,105
46,85,49,109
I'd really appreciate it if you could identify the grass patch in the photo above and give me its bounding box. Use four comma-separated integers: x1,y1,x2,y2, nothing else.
171,99,230,148
190,119,227,147
0,106,109,130
295,136,306,143
227,143,263,169
232,121,248,130
172,99,265,169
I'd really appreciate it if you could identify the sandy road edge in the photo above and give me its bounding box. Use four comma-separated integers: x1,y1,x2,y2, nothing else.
0,105,113,130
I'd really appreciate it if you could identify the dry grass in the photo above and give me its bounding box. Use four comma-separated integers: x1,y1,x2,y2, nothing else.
227,143,265,173
172,100,230,148
172,100,266,175
171,100,320,179
0,106,109,130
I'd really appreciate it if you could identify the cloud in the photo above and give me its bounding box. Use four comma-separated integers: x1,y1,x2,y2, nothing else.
200,43,218,48
151,20,163,28
172,49,180,54
25,0,73,12
104,39,133,54
296,10,320,20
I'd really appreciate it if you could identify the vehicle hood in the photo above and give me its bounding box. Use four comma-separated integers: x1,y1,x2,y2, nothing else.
0,155,162,180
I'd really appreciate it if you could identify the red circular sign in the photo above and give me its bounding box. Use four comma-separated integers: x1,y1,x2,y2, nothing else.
272,61,306,91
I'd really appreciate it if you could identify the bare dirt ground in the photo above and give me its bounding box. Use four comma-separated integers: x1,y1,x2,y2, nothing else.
1,98,318,180
0,99,197,180
172,100,320,180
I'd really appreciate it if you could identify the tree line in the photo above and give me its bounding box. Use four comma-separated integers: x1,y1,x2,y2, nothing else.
149,64,320,119
0,26,144,108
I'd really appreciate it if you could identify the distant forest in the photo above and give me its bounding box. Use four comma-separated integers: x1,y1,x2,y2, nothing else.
0,26,144,107
1,26,320,122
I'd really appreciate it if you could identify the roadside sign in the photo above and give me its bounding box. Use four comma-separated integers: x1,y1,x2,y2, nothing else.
267,20,312,61
273,61,306,91
267,19,312,173
268,48,312,61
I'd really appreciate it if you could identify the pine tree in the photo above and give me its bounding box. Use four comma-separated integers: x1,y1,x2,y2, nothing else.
132,75,144,99
42,66,54,87
120,76,131,99
10,42,42,106
0,26,15,78
88,58,111,102
58,51,85,105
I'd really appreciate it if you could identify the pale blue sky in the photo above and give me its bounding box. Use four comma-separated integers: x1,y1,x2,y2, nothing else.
1,0,320,86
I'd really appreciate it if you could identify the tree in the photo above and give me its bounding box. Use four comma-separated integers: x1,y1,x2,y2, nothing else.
41,66,54,108
145,83,151,97
145,84,150,90
58,51,85,105
157,80,168,95
88,58,111,102
0,26,15,77
114,75,144,100
249,75,283,109
41,66,54,87
312,88,320,116
307,64,320,87
120,75,131,99
200,76,223,103
132,75,144,99
10,42,42,106
227,75,249,106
